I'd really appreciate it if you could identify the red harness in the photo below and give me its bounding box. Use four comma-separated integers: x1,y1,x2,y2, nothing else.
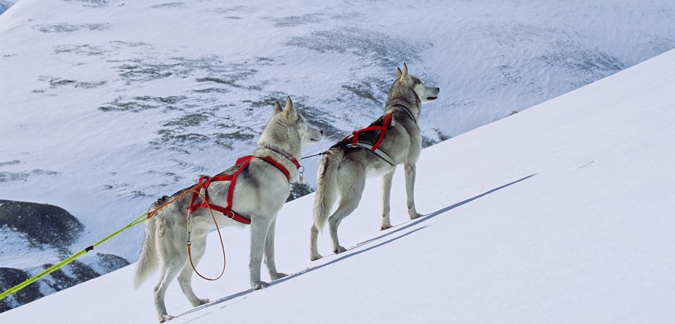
186,154,300,224
344,113,393,151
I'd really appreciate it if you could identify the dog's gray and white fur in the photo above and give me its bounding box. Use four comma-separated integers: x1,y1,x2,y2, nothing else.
134,97,322,322
310,64,439,260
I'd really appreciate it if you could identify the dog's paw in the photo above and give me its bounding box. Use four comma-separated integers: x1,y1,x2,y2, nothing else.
410,212,424,220
310,253,323,261
271,272,287,280
333,246,346,254
189,297,210,307
159,315,175,323
380,224,392,230
252,281,269,290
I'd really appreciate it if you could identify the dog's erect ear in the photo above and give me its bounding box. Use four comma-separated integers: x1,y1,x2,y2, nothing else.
401,63,408,79
396,67,402,80
274,101,283,114
284,96,296,118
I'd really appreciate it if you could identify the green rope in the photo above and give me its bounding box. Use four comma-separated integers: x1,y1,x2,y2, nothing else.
0,213,149,301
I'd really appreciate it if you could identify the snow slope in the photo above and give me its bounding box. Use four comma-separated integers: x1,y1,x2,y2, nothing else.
1,42,673,323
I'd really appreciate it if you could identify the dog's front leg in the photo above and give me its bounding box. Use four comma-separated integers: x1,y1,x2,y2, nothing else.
380,169,395,230
404,163,423,219
264,216,287,280
249,216,270,290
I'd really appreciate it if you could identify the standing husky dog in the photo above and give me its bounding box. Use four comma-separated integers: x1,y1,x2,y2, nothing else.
310,64,439,261
134,97,322,322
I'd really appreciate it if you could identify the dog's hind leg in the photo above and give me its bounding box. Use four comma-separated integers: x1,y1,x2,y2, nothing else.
249,216,271,290
328,176,366,254
177,233,210,307
153,251,186,323
380,169,395,230
404,163,423,220
310,148,342,261
309,224,322,261
263,216,287,281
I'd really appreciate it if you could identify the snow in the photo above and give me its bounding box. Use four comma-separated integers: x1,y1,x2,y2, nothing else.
0,228,60,268
1,40,674,323
1,0,675,321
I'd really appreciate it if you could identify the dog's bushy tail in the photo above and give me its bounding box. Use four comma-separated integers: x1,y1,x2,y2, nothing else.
133,212,159,289
313,148,344,231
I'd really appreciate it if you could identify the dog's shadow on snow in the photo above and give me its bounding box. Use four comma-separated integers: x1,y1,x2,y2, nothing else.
354,173,537,249
177,173,536,318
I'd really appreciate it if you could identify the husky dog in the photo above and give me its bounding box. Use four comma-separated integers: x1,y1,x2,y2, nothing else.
310,64,439,261
134,97,322,322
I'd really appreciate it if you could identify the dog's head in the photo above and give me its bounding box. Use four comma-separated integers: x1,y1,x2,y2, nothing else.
395,63,440,104
273,96,323,146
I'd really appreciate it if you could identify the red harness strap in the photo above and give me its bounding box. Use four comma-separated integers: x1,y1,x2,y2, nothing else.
345,113,393,151
185,154,298,225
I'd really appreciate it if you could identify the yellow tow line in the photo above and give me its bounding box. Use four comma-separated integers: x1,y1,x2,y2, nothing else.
0,188,213,302
0,213,148,301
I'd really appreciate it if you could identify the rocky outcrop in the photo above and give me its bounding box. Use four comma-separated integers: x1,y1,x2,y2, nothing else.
0,200,84,250
0,200,130,313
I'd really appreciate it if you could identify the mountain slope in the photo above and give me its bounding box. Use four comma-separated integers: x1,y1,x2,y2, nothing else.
1,45,673,324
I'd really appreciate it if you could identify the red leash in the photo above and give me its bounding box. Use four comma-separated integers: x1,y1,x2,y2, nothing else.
186,207,228,281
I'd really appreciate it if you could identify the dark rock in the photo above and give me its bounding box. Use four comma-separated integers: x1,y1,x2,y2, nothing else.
0,200,131,313
41,260,99,292
96,252,131,272
287,182,314,202
0,268,44,313
0,200,84,249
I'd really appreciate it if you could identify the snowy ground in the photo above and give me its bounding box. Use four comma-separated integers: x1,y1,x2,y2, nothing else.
1,42,674,324
1,0,675,313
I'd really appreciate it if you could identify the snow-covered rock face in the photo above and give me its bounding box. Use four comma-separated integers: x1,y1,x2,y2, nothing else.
0,0,674,315
0,200,84,249
0,1,12,15
0,200,130,313
0,0,18,13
